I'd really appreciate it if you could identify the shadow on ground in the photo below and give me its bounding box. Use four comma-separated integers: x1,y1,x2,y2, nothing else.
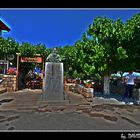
94,91,139,104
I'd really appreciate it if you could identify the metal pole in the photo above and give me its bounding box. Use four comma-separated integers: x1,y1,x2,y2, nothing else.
4,57,6,74
7,60,9,71
16,53,20,91
42,56,45,93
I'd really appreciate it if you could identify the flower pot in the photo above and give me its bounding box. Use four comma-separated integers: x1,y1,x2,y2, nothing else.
85,83,92,88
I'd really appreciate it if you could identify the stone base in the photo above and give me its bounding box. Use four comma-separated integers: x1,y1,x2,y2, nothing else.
37,92,70,106
41,91,68,100
37,100,70,107
38,92,70,105
44,62,64,100
43,90,65,100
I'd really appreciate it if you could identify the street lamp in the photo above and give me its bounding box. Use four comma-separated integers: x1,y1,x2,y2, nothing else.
16,53,21,91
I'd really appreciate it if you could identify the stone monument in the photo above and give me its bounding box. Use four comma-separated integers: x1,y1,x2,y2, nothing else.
43,48,64,100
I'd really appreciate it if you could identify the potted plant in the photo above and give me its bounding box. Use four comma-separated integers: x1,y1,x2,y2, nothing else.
84,79,93,88
7,67,17,75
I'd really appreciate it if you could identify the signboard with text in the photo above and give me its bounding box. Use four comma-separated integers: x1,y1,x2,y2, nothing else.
20,57,42,63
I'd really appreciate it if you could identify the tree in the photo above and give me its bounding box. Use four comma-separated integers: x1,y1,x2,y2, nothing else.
57,45,77,79
74,35,96,80
0,37,19,66
18,42,35,57
35,43,49,70
35,43,48,58
0,37,19,57
124,12,140,71
87,16,128,94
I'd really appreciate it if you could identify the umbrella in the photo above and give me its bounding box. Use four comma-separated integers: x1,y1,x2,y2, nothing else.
111,72,140,77
122,72,128,77
133,72,140,77
111,73,122,77
122,72,140,77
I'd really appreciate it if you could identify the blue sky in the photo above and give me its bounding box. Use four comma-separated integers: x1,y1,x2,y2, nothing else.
0,9,140,48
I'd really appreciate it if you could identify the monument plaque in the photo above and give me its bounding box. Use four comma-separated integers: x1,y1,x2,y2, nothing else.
43,48,65,100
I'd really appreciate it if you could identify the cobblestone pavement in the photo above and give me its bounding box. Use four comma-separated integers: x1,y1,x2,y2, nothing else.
0,89,140,131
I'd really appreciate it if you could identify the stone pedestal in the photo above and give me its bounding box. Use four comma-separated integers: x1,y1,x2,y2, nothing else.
43,62,64,100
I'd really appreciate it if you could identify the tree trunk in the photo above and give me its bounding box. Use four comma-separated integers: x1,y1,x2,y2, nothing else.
103,74,110,95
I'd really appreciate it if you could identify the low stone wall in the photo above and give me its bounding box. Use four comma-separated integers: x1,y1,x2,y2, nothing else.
64,83,93,102
110,83,139,99
0,75,17,92
64,83,140,101
0,88,7,94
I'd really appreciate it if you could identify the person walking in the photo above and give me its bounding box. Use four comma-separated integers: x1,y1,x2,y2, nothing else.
123,70,137,105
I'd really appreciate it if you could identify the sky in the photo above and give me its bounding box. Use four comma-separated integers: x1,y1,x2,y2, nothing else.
0,9,140,48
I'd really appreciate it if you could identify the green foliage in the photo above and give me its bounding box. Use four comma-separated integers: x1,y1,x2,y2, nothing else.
117,47,128,60
1,12,140,81
35,43,48,56
0,37,19,59
59,45,77,78
87,16,130,75
125,12,140,69
18,42,35,56
84,63,95,77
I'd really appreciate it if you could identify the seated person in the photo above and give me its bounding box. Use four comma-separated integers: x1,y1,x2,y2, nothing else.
31,75,42,89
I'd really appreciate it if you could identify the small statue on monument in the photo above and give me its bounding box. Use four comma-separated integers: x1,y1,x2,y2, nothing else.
46,48,61,63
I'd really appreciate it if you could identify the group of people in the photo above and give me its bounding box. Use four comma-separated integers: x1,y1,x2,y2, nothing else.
25,69,42,89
